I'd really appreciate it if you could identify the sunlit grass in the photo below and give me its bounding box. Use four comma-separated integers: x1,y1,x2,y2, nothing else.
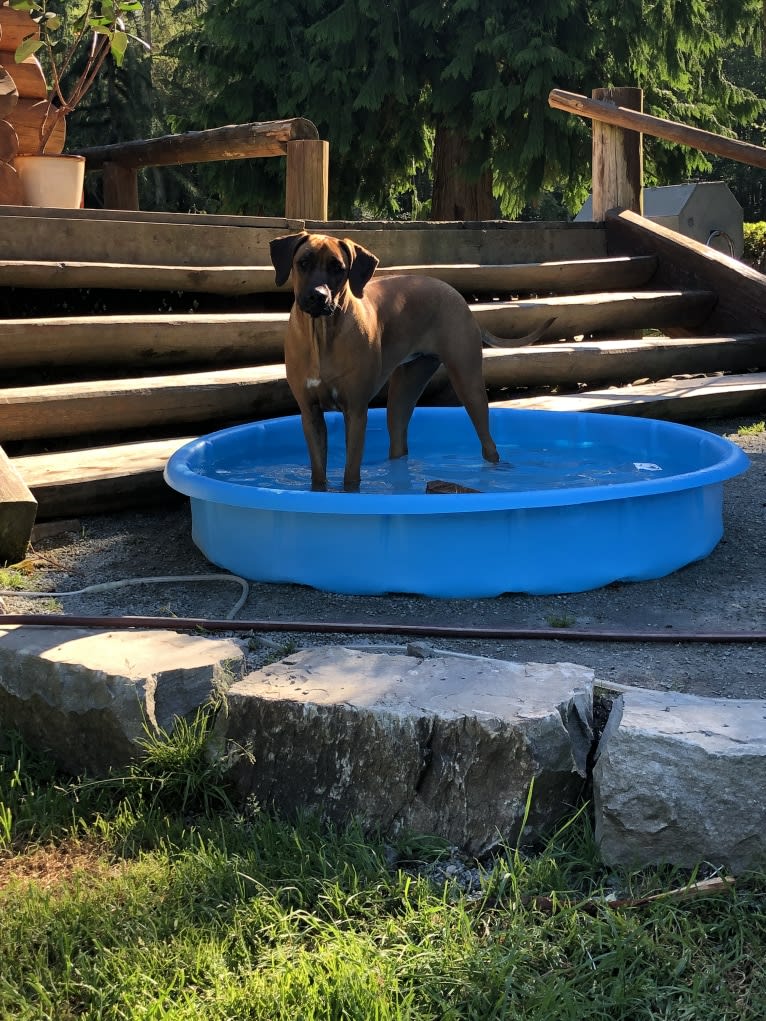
1,715,764,1020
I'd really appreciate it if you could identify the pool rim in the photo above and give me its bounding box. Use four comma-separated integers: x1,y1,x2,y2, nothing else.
163,407,750,517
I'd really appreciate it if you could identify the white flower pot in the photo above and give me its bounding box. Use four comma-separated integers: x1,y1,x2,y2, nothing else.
14,154,85,208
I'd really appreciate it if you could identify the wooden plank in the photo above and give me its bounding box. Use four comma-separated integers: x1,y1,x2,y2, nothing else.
76,119,320,170
549,88,766,172
0,313,287,371
323,223,609,265
0,365,296,442
0,294,723,375
102,161,139,210
16,370,766,520
0,206,305,228
0,211,609,266
14,437,193,521
0,444,37,561
0,214,295,264
493,372,766,420
606,209,766,335
481,335,766,390
591,86,643,220
285,139,329,220
472,289,716,341
0,254,658,295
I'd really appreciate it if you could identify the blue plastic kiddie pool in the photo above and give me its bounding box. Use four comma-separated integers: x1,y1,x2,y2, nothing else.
164,407,749,597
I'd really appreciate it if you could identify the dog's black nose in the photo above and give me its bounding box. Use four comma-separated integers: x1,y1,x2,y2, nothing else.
301,285,334,317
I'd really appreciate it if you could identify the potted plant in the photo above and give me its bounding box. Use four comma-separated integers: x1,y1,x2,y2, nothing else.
7,0,148,206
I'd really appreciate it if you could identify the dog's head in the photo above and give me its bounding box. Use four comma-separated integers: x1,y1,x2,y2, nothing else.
269,231,379,317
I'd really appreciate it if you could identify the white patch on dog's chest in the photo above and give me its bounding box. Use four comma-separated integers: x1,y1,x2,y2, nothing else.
306,378,322,389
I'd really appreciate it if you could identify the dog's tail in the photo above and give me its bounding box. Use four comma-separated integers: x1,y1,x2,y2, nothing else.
482,316,557,348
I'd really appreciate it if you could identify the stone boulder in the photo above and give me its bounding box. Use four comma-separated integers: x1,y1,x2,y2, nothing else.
593,687,766,872
0,625,244,774
212,646,595,855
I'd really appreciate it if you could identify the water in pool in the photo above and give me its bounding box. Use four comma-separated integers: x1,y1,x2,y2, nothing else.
206,440,678,496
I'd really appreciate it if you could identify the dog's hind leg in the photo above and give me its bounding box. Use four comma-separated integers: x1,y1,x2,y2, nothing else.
443,360,499,464
386,355,441,459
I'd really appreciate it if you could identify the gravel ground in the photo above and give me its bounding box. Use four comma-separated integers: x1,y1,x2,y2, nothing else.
4,415,765,702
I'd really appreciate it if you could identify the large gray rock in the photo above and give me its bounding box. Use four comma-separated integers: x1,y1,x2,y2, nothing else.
0,625,244,774
593,687,766,872
212,646,594,854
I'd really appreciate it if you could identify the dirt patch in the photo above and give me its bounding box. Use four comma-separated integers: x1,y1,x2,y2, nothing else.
3,416,765,701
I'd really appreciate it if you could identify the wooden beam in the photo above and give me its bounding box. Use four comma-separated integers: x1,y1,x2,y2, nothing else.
481,335,766,390
14,371,766,520
591,87,643,220
76,119,320,171
0,313,287,371
0,445,37,563
0,365,296,442
14,437,192,521
102,161,139,211
549,88,766,170
472,289,716,341
606,209,766,334
0,212,609,266
285,139,329,220
496,372,766,420
0,254,658,296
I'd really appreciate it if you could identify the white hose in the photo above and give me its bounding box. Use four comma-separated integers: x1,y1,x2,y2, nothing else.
0,574,250,621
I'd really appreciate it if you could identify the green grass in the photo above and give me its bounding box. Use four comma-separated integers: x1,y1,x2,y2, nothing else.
1,715,765,1021
737,420,765,436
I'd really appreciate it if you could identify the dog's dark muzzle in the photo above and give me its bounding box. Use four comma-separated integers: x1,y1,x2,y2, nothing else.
299,284,336,318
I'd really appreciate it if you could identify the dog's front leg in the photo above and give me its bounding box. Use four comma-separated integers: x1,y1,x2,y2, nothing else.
342,405,369,492
299,401,329,490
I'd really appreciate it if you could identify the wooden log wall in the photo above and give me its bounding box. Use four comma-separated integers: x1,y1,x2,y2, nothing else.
0,5,65,164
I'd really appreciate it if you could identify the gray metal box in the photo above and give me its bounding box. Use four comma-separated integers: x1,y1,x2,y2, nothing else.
576,182,744,257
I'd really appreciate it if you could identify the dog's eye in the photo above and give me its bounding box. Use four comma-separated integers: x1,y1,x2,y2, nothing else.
329,259,345,274
297,256,311,270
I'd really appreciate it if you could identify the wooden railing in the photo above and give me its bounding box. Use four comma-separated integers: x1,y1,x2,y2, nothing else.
75,118,329,219
549,87,766,221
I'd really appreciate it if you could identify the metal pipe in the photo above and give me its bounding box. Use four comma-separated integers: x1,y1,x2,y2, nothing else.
0,613,764,644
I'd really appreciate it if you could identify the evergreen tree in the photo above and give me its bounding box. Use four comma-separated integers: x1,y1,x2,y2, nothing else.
170,0,763,219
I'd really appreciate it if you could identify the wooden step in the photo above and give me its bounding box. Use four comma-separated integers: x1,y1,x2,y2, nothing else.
481,335,766,389
13,436,194,520
0,313,288,371
3,332,763,443
0,288,718,374
498,372,766,420
474,289,717,341
0,365,294,442
0,210,610,266
0,254,658,296
15,371,766,520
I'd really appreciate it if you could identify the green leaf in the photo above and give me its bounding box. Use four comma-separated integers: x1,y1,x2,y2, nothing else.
110,30,129,67
14,37,43,62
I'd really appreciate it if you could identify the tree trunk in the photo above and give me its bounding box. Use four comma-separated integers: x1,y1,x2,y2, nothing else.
430,124,495,221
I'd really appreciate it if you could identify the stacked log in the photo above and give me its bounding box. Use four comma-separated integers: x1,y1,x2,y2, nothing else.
0,4,65,204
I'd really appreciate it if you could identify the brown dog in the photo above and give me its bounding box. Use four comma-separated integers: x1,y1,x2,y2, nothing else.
270,231,502,492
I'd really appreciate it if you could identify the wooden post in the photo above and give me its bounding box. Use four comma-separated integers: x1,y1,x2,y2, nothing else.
0,446,37,564
285,139,329,220
102,161,139,210
591,87,643,221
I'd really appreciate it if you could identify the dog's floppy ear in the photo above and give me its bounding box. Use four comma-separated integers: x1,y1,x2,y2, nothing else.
269,231,310,287
341,239,379,298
